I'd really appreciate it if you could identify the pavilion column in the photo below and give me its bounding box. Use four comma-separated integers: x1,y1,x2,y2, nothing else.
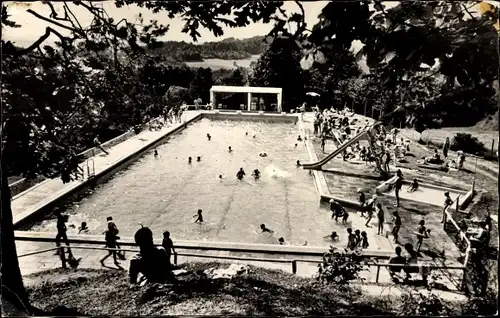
277,93,282,112
210,91,215,108
247,92,252,111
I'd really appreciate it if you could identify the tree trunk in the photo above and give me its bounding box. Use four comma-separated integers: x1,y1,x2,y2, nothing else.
1,154,30,311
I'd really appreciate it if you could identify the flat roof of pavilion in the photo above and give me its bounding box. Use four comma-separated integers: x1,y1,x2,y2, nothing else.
210,86,282,94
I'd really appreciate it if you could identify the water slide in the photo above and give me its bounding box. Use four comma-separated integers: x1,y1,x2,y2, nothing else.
302,129,370,170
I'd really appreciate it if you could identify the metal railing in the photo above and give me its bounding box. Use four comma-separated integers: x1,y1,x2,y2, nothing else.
16,239,466,290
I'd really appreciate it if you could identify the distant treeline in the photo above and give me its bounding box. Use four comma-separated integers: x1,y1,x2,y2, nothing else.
147,35,270,62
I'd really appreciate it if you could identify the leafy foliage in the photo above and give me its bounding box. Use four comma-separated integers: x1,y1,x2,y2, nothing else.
147,36,269,62
450,133,487,155
250,37,305,111
317,247,368,285
398,288,454,316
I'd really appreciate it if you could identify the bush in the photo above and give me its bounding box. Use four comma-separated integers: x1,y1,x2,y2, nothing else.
461,288,499,316
398,289,454,316
450,133,487,155
317,247,369,285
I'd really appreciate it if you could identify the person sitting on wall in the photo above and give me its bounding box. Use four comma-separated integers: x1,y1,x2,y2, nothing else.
129,227,170,285
388,246,406,280
470,222,490,249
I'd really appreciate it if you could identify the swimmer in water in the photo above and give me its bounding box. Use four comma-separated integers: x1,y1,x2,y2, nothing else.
154,149,158,157
295,143,298,147
228,146,232,153
219,175,223,179
188,157,192,164
278,237,285,245
297,135,302,141
246,132,248,136
259,153,267,157
78,222,89,234
207,133,211,141
197,156,201,162
296,160,301,166
260,224,274,233
324,231,339,241
193,209,203,223
252,169,261,180
236,167,246,180
253,135,256,138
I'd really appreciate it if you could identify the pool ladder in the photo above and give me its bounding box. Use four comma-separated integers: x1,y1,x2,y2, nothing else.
86,159,95,179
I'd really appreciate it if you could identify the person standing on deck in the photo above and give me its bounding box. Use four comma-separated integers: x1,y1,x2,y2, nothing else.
376,203,385,235
391,211,402,243
55,212,73,257
162,231,176,269
391,169,404,207
93,135,109,155
441,192,454,223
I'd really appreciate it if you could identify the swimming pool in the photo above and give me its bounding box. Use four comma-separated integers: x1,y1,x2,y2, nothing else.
29,117,344,247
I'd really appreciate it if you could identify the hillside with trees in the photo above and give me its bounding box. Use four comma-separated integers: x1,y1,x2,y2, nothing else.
147,35,270,62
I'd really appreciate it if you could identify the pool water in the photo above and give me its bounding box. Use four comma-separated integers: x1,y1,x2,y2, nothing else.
30,118,340,246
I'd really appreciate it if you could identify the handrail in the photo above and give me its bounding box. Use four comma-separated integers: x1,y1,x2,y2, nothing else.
17,241,465,289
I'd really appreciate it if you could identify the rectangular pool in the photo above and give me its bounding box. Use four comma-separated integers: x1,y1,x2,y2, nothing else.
29,116,343,247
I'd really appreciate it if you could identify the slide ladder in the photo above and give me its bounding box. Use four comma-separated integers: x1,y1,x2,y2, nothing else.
86,159,95,179
302,128,371,170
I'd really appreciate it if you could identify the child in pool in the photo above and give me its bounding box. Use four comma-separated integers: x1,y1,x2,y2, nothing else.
278,237,285,245
260,224,274,233
193,209,204,223
252,169,261,180
228,146,232,153
236,168,246,180
154,149,158,157
297,135,303,141
78,222,89,234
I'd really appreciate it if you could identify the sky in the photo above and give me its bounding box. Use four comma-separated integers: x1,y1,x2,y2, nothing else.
3,1,330,47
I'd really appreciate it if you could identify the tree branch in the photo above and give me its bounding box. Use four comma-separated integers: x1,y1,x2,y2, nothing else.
27,9,83,35
6,26,68,56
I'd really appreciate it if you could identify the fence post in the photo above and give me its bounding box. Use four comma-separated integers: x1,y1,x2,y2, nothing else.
291,260,297,274
174,252,178,265
375,258,380,283
491,139,495,157
443,210,447,230
456,196,460,212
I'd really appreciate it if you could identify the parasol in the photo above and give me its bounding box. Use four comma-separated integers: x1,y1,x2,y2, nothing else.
306,92,320,97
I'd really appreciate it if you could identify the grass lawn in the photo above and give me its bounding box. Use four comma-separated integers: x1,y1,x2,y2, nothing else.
20,263,496,316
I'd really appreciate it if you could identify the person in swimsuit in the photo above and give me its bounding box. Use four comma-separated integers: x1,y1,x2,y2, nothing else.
193,209,204,223
361,231,369,248
228,146,232,153
100,222,120,267
278,237,285,245
391,211,402,243
154,149,158,157
207,133,211,141
188,157,192,164
78,222,89,234
407,178,419,192
416,220,429,252
162,231,176,269
197,156,201,162
251,169,261,180
324,231,339,241
260,224,274,233
236,168,246,180
392,169,404,207
297,135,302,142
